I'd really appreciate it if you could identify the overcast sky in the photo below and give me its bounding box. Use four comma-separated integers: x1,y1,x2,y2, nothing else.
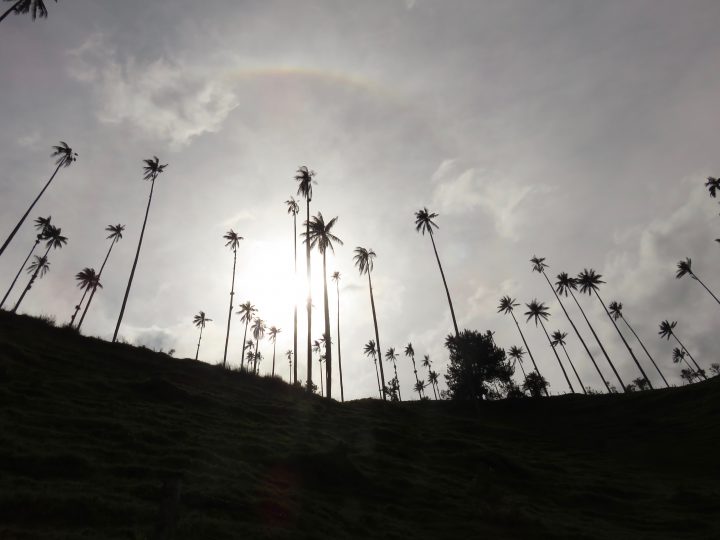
1,0,719,399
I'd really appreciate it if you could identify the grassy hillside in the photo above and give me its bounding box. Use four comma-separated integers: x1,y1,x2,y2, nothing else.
0,311,718,539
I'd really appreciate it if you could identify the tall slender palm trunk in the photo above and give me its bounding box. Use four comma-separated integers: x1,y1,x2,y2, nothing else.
254,340,260,374
621,316,669,387
12,243,52,313
559,343,586,394
509,311,548,396
0,238,39,309
594,291,653,389
221,247,237,368
539,321,574,393
318,357,324,396
392,359,402,401
428,231,459,337
691,273,720,306
321,252,333,399
335,280,344,402
292,213,298,383
195,326,204,361
113,180,156,343
0,0,22,24
240,321,249,371
672,335,707,380
69,287,91,326
515,359,528,380
410,355,423,398
77,237,118,332
568,289,626,392
305,198,312,391
367,272,387,400
271,341,277,376
373,357,382,398
0,163,62,259
542,273,610,392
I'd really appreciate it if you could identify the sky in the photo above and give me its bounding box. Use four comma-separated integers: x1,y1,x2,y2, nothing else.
1,0,719,400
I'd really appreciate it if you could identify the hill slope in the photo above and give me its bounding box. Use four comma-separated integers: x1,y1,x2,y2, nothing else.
0,311,718,539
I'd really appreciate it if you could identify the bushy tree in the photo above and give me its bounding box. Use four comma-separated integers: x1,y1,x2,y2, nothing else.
522,372,549,398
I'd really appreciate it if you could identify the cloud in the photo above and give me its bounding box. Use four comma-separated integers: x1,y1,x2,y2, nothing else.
67,34,238,148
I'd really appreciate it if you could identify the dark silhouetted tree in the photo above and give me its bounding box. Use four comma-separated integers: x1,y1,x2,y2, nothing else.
428,369,440,398
193,311,212,361
221,230,243,367
525,300,575,394
523,371,549,397
313,339,324,397
295,166,315,391
69,268,101,327
251,318,266,374
421,354,438,399
1,216,51,310
660,320,706,380
405,342,424,399
236,301,256,371
385,347,402,401
285,349,293,381
332,271,344,402
0,0,55,24
508,345,528,381
286,196,300,383
705,176,719,198
364,339,382,398
676,257,720,306
268,325,281,376
550,330,587,394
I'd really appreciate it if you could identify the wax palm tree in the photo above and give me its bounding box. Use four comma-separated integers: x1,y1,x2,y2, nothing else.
69,268,101,326
331,271,345,402
428,370,440,399
531,257,607,391
0,142,75,259
364,339,382,398
113,157,167,343
555,273,614,392
268,326,281,376
295,166,316,391
385,347,402,401
354,247,387,400
193,311,212,361
705,176,719,198
550,330,587,394
609,301,669,388
12,225,66,313
508,346,528,384
1,216,51,309
220,230,243,367
659,320,706,380
675,258,720,306
236,301,256,371
415,208,459,336
413,380,426,399
251,318,266,374
524,300,575,393
286,196,300,383
285,350,293,381
577,269,652,389
245,340,254,370
0,0,55,24
304,212,343,399
76,224,125,331
313,339,324,396
404,343,424,398
497,295,548,395
672,347,699,381
421,355,439,399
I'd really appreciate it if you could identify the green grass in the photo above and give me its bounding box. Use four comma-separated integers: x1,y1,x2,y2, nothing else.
0,310,718,539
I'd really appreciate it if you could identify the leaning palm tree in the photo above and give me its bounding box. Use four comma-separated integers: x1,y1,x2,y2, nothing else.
0,0,55,24
0,215,51,309
251,318,266,374
304,212,343,399
0,142,75,259
578,269,652,389
385,347,402,401
76,224,125,331
414,208,459,336
221,230,243,367
236,301,256,371
659,320,707,380
69,268,101,326
675,258,720,306
497,296,547,395
193,311,212,361
354,247,387,400
531,257,608,392
295,166,315,391
508,346,528,385
556,273,615,392
672,347,699,380
428,370,440,399
421,355,439,399
12,225,67,313
550,330,587,394
331,271,345,402
609,301,669,388
364,339,382,398
112,157,167,343
524,300,575,394
404,343,424,398
268,326,281,376
286,196,300,383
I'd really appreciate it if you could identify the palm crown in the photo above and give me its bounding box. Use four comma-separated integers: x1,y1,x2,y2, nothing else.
43,225,68,250
295,166,315,201
51,141,77,167
236,301,257,323
414,208,439,236
223,229,243,251
530,255,548,274
363,340,377,358
608,301,623,320
672,347,686,364
705,176,719,198
142,156,168,181
285,196,300,216
577,269,604,294
268,326,281,342
404,343,414,357
8,0,55,19
353,247,376,275
497,295,519,314
28,255,49,277
524,299,550,325
675,258,694,279
34,216,52,238
75,268,101,291
106,224,125,241
304,212,343,254
422,354,432,368
550,330,567,347
508,346,525,361
193,311,211,328
331,271,340,283
251,318,266,341
555,272,578,296
385,348,398,363
658,320,677,340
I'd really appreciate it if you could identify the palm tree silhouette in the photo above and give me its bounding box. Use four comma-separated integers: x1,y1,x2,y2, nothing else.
221,230,243,367
550,330,587,394
251,318,266,374
304,212,343,399
0,142,75,259
404,343,424,399
112,157,167,343
508,346,528,385
76,224,125,331
0,0,55,24
578,269,652,390
285,350,293,382
555,273,614,392
12,225,66,313
675,258,720,306
385,347,402,401
69,268,101,327
354,247,387,400
608,301,669,388
531,257,607,392
268,326,281,376
415,208,459,337
421,355,437,399
245,340,254,371
0,216,51,310
295,166,316,391
236,301,256,371
364,339,382,398
428,370,440,399
524,299,575,394
658,320,706,380
331,271,345,402
413,380,426,399
285,196,300,383
705,176,719,198
313,339,324,397
671,347,699,380
498,295,548,395
193,311,212,361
